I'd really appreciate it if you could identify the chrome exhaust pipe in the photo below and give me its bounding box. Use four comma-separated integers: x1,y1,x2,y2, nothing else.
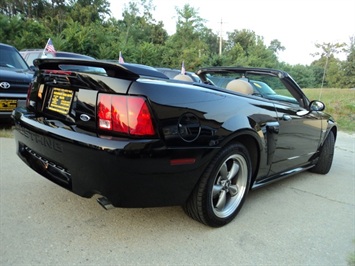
97,197,114,210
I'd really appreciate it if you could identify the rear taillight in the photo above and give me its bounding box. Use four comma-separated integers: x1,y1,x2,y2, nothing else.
97,94,155,136
25,83,33,107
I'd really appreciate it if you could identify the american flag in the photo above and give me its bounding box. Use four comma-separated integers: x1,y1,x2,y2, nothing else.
119,51,125,64
44,38,56,53
181,61,185,75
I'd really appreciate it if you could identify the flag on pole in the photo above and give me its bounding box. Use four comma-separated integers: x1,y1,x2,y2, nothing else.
181,61,185,75
119,51,125,64
44,38,56,54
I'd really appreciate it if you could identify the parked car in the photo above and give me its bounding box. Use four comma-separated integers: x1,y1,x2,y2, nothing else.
156,67,201,82
20,49,95,67
0,43,33,119
12,59,337,227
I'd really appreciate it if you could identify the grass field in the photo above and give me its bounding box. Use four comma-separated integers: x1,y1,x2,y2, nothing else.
303,88,355,132
0,128,13,138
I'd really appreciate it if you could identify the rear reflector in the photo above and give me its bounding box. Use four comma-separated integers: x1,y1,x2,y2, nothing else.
98,94,155,136
170,158,196,166
26,83,33,107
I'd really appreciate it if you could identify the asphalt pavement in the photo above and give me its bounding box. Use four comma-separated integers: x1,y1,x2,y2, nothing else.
0,131,354,265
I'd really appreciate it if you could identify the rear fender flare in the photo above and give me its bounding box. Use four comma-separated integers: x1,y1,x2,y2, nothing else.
219,129,264,187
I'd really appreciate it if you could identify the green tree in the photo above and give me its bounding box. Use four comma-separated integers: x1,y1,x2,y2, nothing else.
0,0,45,18
40,0,68,34
247,37,278,68
118,0,167,62
339,36,355,88
95,18,123,59
14,19,49,49
162,4,208,70
268,39,285,54
199,27,219,55
0,13,22,45
311,42,347,88
60,20,110,57
69,0,111,25
285,64,316,88
225,29,257,58
224,29,278,67
134,42,163,65
0,0,68,19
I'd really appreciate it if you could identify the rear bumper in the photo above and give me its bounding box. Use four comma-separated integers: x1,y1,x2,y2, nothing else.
12,108,213,207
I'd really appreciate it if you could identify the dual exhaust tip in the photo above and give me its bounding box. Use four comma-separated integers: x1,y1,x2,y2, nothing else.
97,197,114,210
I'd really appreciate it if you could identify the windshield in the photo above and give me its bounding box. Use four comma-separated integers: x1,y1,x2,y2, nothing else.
0,46,29,70
247,80,276,95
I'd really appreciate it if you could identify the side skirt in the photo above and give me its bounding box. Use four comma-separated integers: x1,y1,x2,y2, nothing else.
251,163,315,190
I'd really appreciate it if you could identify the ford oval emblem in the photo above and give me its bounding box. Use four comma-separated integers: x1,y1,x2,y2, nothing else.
0,82,11,89
80,114,91,122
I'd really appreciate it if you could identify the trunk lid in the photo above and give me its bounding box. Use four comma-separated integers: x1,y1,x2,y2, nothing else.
27,58,139,132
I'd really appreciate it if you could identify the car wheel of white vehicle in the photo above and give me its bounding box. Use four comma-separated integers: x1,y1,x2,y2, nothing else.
184,143,251,227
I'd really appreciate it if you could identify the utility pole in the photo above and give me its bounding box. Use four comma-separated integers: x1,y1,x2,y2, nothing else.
219,18,223,56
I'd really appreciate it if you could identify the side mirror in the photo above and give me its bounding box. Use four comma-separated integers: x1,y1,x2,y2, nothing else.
310,100,325,111
296,100,325,116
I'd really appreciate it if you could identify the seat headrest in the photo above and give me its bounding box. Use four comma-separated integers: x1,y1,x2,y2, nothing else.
174,74,193,82
226,79,254,95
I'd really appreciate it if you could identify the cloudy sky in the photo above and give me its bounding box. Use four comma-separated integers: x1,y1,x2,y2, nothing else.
108,0,355,65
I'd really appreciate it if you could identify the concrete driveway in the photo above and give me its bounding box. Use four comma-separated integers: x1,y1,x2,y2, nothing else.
0,131,354,265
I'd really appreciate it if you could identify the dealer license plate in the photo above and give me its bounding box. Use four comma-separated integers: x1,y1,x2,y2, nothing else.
0,99,17,112
48,88,73,115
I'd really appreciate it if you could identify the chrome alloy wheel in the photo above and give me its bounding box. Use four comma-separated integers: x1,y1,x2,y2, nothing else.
211,154,248,218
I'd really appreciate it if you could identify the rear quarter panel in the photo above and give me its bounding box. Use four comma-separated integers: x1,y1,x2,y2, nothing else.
128,79,279,179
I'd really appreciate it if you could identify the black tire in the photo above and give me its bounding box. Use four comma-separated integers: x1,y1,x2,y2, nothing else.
309,131,335,174
183,143,252,227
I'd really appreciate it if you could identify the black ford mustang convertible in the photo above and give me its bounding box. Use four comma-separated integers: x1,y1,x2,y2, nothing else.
12,59,336,227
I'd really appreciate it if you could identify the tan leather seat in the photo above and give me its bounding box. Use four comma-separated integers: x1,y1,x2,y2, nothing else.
174,74,193,82
226,79,254,95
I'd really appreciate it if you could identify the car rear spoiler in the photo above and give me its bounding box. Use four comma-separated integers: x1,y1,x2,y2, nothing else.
34,58,140,80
